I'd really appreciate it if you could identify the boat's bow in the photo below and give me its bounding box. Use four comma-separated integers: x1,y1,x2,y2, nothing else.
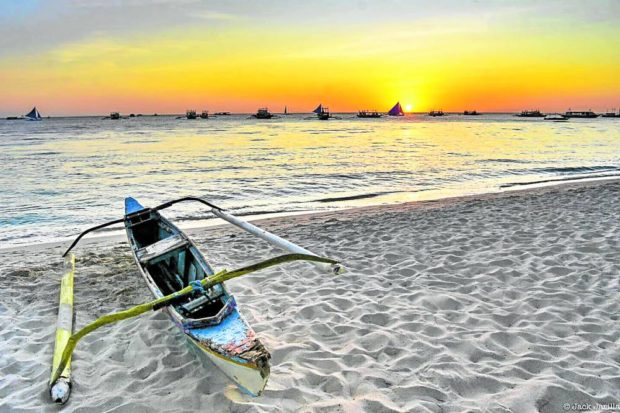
125,197,147,215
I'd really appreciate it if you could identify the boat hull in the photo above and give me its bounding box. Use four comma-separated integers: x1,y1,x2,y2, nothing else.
564,112,599,118
124,198,270,396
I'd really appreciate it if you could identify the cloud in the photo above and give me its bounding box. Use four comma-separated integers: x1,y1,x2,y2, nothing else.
0,0,241,58
1,0,618,61
194,10,244,21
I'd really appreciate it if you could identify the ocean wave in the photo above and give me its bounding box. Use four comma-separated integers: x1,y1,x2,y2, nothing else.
500,172,620,188
311,191,405,203
531,165,620,175
477,158,531,164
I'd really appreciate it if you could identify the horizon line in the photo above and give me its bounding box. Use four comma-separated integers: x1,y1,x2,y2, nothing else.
3,109,617,118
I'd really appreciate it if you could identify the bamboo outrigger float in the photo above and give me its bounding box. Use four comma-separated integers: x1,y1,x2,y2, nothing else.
49,196,342,404
49,254,75,403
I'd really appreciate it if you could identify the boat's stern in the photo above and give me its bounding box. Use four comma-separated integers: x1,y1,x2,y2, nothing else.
187,309,271,396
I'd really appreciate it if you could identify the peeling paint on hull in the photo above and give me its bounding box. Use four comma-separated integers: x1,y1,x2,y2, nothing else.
186,335,270,396
176,307,270,395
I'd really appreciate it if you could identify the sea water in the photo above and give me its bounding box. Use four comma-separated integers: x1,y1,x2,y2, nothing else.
1,114,619,247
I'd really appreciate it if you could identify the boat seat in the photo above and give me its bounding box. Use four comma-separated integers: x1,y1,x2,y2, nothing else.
179,292,225,315
126,209,153,227
137,234,188,264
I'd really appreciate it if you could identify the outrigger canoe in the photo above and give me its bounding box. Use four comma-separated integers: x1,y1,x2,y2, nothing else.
49,196,342,403
124,197,270,395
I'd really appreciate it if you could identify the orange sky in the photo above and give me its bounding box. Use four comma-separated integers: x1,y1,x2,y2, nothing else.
1,1,619,116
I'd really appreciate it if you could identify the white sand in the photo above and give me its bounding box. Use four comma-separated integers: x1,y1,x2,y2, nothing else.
1,179,619,412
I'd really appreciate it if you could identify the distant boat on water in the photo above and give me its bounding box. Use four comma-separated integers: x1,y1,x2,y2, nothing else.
428,110,444,117
564,110,598,118
387,102,404,116
463,110,480,115
544,114,568,122
213,112,231,116
313,104,330,120
284,106,288,115
602,109,619,118
110,112,120,120
25,107,42,121
186,110,197,119
252,108,273,119
200,110,209,119
357,110,382,118
516,110,545,117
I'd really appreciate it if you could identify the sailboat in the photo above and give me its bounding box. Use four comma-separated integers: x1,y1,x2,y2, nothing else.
25,107,42,121
284,106,288,115
313,104,330,120
388,102,404,116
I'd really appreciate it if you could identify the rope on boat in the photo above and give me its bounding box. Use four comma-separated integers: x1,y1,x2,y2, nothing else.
49,253,339,385
189,280,204,293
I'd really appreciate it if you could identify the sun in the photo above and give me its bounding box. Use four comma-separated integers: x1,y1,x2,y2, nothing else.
404,104,412,112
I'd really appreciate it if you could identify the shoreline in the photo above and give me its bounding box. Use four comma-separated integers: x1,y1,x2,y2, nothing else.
3,175,619,255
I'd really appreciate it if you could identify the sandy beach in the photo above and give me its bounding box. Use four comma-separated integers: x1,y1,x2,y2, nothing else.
1,179,619,412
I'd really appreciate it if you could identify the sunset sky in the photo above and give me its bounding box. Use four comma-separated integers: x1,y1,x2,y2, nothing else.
1,0,619,116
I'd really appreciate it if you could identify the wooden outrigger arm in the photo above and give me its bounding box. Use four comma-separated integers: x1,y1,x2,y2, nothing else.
62,196,345,274
62,218,124,257
62,198,222,257
211,208,345,275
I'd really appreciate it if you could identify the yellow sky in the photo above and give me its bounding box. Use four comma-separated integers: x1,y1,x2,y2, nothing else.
1,3,619,115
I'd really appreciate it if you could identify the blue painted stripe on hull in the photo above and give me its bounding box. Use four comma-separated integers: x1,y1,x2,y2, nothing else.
189,311,252,349
164,306,252,366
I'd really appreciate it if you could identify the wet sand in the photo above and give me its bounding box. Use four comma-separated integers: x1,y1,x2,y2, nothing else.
1,179,619,412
